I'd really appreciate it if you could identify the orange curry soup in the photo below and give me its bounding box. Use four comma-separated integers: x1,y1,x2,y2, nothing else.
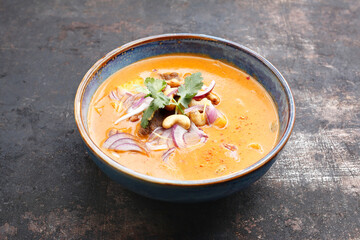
88,54,279,180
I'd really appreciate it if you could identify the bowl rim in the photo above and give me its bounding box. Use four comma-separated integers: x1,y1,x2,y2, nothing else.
74,33,296,186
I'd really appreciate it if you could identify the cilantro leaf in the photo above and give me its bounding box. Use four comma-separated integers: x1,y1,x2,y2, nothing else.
140,101,157,128
135,85,150,95
145,77,167,95
140,77,170,128
139,73,203,127
176,72,204,111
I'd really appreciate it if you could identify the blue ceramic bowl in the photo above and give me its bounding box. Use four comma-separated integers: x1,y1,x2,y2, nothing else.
74,34,295,202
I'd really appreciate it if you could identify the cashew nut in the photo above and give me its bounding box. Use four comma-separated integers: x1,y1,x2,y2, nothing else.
162,114,191,130
163,88,177,111
188,111,206,126
163,87,176,97
206,92,220,105
189,98,212,108
166,78,182,87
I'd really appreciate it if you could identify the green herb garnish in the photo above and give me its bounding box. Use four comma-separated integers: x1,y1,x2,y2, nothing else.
135,85,150,95
140,77,170,128
140,72,204,127
174,72,203,113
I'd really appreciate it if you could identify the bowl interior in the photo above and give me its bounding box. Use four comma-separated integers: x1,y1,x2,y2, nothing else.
77,34,295,183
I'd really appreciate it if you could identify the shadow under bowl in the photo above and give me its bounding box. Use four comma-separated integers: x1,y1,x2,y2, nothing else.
74,33,295,202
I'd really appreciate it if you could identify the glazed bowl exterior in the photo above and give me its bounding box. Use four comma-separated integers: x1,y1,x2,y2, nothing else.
74,34,295,202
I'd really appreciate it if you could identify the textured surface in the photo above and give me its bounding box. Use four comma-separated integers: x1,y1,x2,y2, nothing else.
0,0,359,239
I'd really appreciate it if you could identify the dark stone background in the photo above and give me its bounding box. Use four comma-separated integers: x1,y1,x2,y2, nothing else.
0,0,359,239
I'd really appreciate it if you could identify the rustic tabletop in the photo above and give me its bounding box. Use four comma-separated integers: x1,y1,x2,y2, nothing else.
0,0,359,239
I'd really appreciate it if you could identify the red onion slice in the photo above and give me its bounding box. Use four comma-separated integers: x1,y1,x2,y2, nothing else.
127,95,150,113
223,143,237,151
109,138,145,150
146,144,169,151
161,129,173,146
163,85,170,92
114,97,153,124
167,88,178,97
165,130,175,148
189,122,208,139
109,90,120,100
130,96,145,109
118,88,133,96
162,147,176,162
113,143,147,153
193,80,215,100
171,124,187,148
122,94,136,108
103,133,147,153
206,103,218,124
146,124,208,151
183,131,201,145
148,127,165,142
103,133,137,149
181,123,208,147
147,128,173,150
109,88,133,101
184,105,205,114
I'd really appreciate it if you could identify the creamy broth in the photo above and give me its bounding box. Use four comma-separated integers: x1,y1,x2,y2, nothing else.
88,54,279,180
